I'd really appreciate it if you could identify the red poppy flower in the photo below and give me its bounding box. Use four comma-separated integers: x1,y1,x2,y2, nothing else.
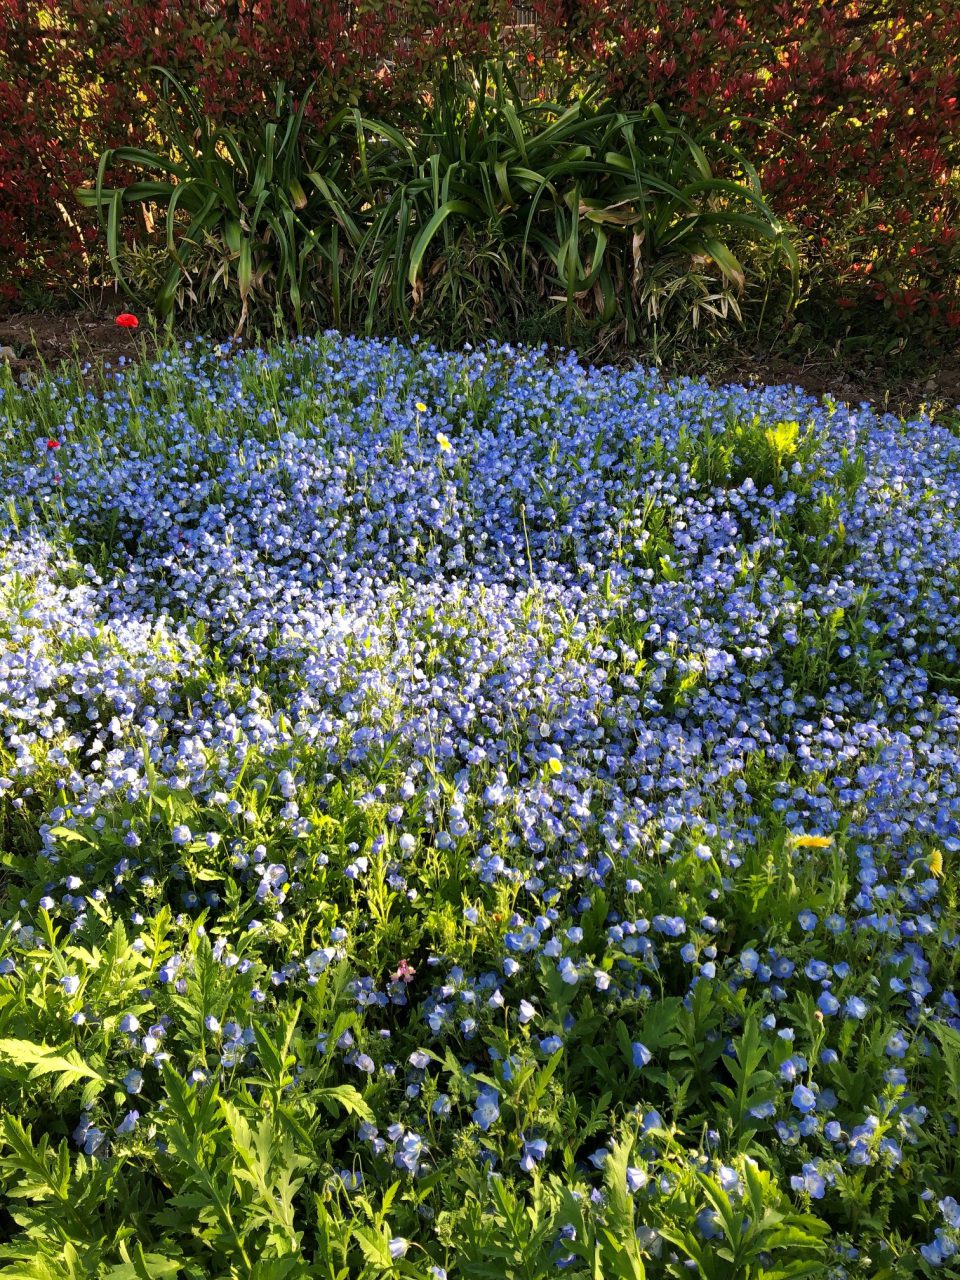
115,313,139,329
46,438,60,450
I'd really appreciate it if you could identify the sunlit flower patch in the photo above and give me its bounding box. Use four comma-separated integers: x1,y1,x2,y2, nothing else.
0,334,958,1276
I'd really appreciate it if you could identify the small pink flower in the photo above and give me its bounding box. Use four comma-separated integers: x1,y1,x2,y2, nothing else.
391,959,416,984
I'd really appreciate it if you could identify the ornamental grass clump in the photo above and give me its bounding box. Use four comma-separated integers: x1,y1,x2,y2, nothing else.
78,64,796,351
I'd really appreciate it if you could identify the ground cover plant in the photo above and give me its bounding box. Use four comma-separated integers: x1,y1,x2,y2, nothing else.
0,334,959,1277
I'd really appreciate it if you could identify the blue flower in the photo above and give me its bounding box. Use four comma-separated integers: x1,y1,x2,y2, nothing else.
631,1042,652,1069
652,915,686,938
696,1208,723,1239
791,1085,817,1114
519,1136,547,1171
472,1089,500,1132
790,1162,827,1199
116,1110,139,1136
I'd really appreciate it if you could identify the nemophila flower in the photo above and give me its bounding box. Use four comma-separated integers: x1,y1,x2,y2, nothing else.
73,1116,106,1157
631,1041,652,1068
505,926,539,953
518,999,537,1024
886,1030,909,1058
116,1110,139,1136
844,996,869,1020
472,1088,500,1131
921,1232,958,1266
61,975,80,995
171,825,191,847
394,1131,425,1174
124,1069,143,1095
696,1208,723,1240
653,915,686,937
0,958,16,976
792,1085,817,1114
791,1162,828,1199
717,1165,740,1193
779,1055,806,1082
4,334,960,1260
520,1136,547,1171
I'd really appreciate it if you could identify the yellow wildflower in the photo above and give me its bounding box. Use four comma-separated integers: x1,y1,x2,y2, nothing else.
793,834,834,849
547,757,563,775
930,848,944,878
415,401,428,413
436,432,452,454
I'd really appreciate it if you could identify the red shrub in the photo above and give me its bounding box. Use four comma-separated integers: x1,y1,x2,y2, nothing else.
528,0,960,338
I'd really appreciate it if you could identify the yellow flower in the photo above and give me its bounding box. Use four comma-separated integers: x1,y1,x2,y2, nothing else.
792,834,834,849
547,757,563,775
436,432,452,454
930,848,944,878
415,401,428,413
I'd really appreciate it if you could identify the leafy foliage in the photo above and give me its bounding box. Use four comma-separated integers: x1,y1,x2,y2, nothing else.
78,64,795,350
0,335,959,1276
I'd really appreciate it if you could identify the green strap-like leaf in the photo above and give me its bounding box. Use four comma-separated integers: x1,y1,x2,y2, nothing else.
406,200,480,287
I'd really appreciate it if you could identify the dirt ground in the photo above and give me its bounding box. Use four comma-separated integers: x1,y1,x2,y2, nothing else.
2,308,959,419
0,310,153,374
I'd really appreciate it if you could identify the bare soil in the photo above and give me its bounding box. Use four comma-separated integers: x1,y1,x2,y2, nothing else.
0,310,152,374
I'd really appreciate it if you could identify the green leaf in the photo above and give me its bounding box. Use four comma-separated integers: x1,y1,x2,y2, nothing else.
406,200,480,287
315,1084,373,1122
352,1225,393,1270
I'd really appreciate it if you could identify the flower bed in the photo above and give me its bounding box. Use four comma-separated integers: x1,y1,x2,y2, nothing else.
0,335,958,1274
